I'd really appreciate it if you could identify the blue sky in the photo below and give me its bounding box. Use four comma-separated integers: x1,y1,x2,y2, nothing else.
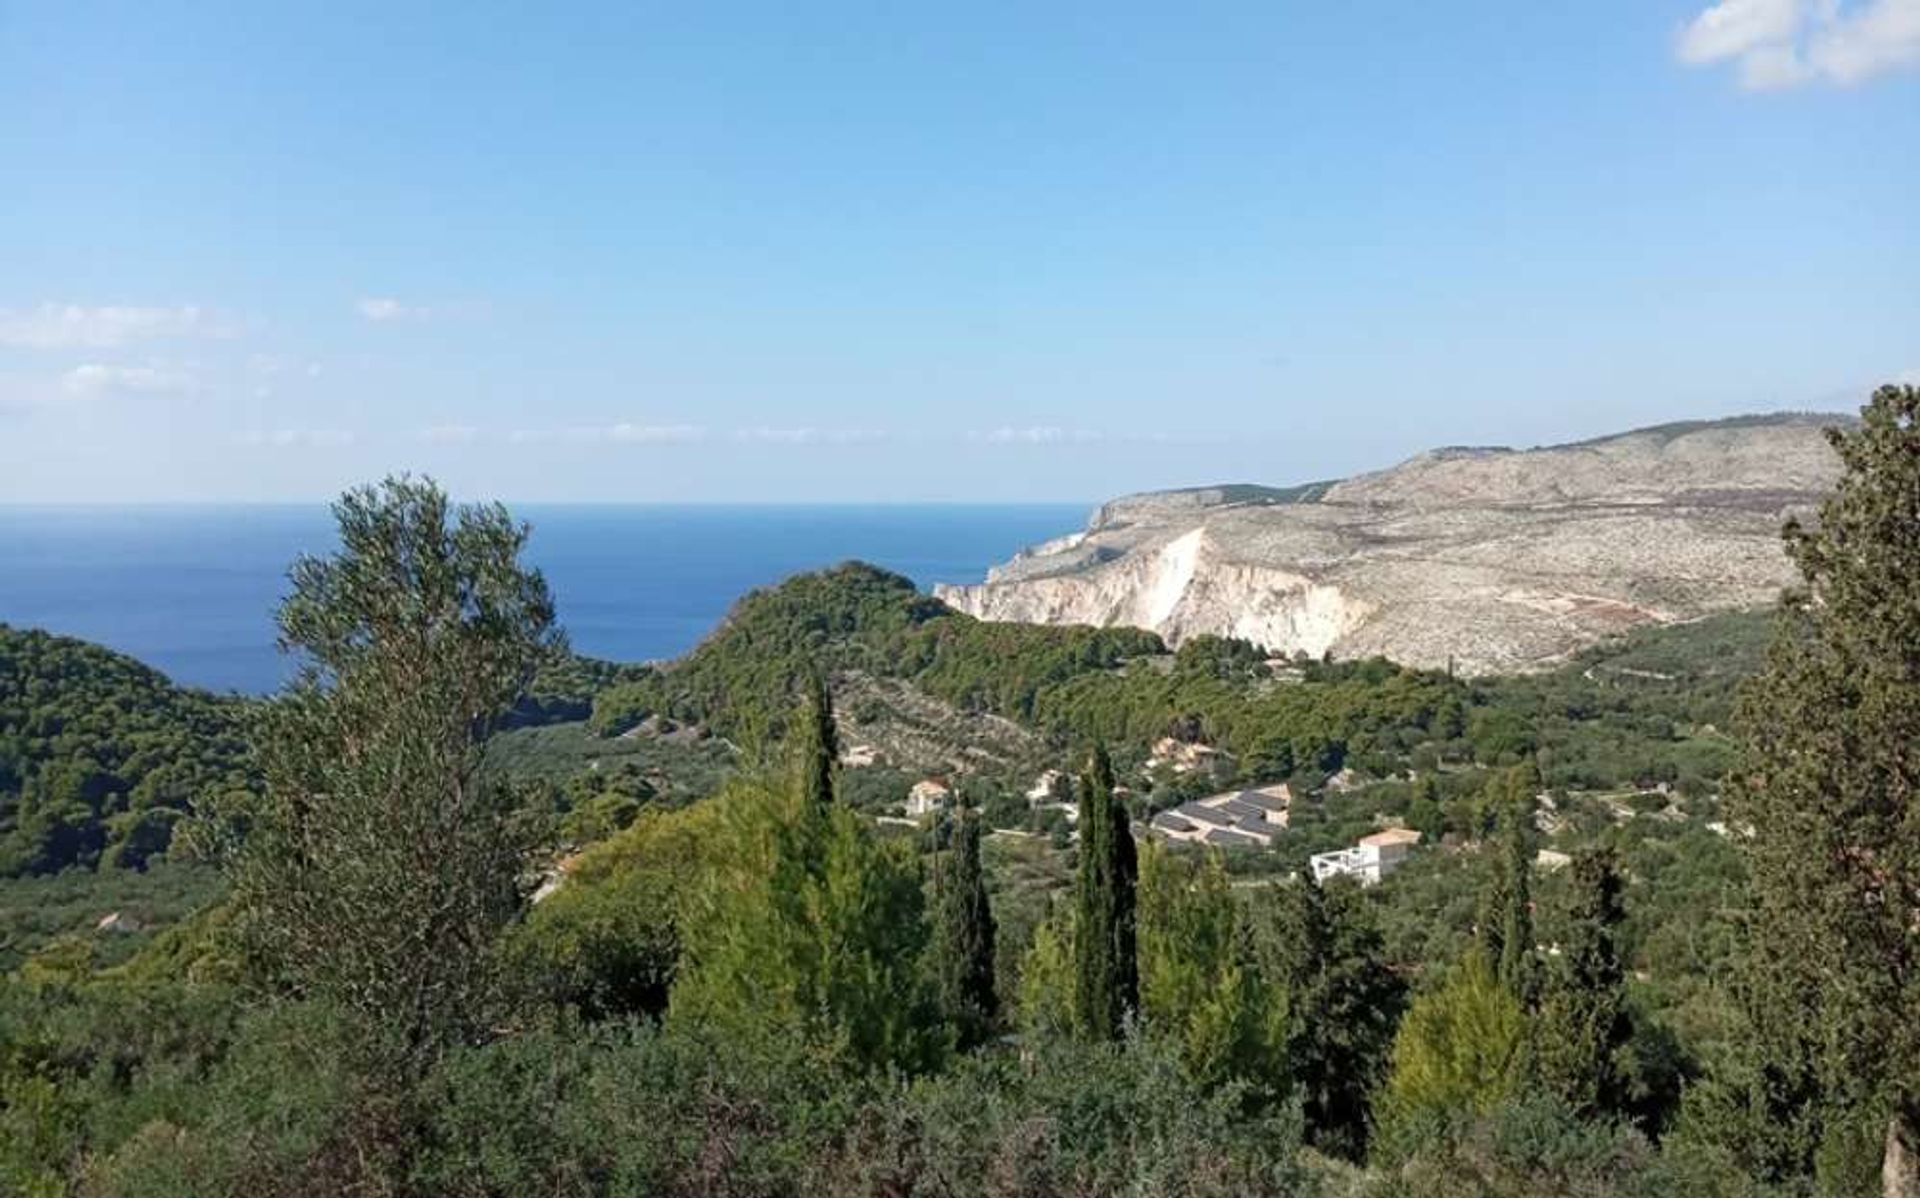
2,1,1916,502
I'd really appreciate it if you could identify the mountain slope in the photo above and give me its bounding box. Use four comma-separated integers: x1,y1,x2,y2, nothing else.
934,413,1843,674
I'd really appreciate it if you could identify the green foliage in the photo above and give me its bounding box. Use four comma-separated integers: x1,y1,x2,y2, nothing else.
221,476,561,1090
1533,848,1633,1121
1377,950,1526,1153
1719,384,1920,1192
513,650,654,727
1476,766,1539,1003
0,625,252,875
411,1019,1307,1198
797,668,838,810
0,862,226,974
1256,876,1404,1160
1363,1090,1666,1198
1468,611,1770,796
929,806,998,1050
1070,744,1137,1041
503,800,733,1020
669,756,943,1073
1014,901,1077,1038
1137,844,1285,1089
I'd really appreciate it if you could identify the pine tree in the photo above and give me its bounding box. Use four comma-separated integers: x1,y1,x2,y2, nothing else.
1729,386,1920,1195
671,689,941,1074
1072,744,1138,1040
1376,948,1525,1151
1534,847,1632,1119
931,803,998,1049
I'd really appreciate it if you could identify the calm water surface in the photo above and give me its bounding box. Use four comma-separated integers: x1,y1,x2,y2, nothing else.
0,504,1085,693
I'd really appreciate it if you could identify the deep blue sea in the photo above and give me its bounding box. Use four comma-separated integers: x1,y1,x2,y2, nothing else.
0,505,1086,695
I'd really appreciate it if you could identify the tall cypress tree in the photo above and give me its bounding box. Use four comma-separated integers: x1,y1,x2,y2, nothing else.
1729,386,1920,1194
932,803,998,1049
796,668,837,809
1476,766,1538,1005
1072,744,1138,1040
1534,847,1631,1119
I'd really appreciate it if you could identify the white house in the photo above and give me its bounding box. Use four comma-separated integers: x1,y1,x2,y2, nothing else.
1309,827,1421,886
905,778,953,818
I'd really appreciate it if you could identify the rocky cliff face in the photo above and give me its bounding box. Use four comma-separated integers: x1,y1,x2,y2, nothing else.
933,414,1844,675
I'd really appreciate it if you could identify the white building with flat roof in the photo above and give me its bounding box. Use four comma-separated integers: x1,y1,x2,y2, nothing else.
1309,827,1421,886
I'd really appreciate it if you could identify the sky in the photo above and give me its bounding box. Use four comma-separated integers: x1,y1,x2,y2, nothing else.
2,0,1917,503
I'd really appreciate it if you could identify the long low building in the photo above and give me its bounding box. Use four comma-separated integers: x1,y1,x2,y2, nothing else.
1149,783,1292,848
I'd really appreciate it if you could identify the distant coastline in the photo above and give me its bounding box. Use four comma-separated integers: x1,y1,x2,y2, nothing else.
0,503,1086,694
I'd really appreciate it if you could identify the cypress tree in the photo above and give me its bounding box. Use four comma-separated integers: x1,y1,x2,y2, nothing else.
1534,847,1632,1119
1729,386,1920,1194
932,803,998,1049
1072,743,1138,1040
796,668,838,809
1476,766,1538,1005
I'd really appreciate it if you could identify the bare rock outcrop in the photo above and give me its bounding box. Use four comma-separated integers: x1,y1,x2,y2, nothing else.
934,414,1844,675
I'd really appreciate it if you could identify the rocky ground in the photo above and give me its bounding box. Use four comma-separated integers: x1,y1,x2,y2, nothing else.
935,414,1843,675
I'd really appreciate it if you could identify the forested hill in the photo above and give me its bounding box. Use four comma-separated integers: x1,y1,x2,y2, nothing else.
588,562,1166,741
593,560,1771,802
0,625,253,876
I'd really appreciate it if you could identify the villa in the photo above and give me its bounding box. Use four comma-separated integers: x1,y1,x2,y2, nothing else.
1309,827,1422,886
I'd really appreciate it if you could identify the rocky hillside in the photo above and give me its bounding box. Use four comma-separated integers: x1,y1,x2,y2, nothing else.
934,413,1844,675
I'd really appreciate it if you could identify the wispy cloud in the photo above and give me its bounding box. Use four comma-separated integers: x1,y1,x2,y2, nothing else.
418,424,482,445
733,426,889,446
506,423,708,445
1677,0,1920,89
62,363,198,397
356,297,431,322
236,429,356,449
0,303,237,349
246,353,323,379
971,426,1107,445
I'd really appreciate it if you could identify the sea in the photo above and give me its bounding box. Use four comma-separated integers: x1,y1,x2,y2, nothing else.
0,504,1086,695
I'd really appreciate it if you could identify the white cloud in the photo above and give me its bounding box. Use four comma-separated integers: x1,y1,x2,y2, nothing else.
1806,0,1920,81
419,424,482,444
356,297,430,322
0,303,236,349
1677,0,1920,88
62,363,197,396
1677,0,1805,64
236,429,356,449
609,422,705,444
734,426,889,445
972,426,1106,445
507,423,708,445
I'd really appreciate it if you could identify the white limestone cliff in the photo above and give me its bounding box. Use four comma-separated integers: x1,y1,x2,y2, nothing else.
933,414,1844,675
